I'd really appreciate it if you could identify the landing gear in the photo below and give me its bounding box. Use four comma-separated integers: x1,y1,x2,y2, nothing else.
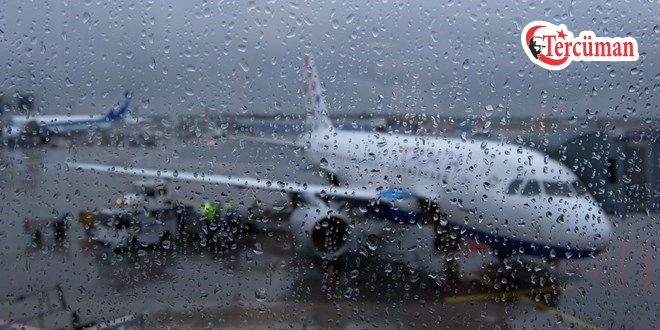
435,222,462,277
159,232,173,250
417,197,462,275
323,170,340,186
21,121,50,147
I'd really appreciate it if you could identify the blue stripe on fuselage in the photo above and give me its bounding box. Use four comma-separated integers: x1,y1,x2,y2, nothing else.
379,189,414,200
368,205,601,259
42,91,131,132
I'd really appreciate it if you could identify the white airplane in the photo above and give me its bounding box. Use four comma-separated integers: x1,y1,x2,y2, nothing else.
68,55,613,273
2,91,132,144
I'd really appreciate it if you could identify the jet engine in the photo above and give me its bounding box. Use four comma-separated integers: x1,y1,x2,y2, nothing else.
288,203,351,260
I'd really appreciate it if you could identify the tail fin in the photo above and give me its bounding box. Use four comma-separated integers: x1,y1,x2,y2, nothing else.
105,90,132,121
303,54,333,131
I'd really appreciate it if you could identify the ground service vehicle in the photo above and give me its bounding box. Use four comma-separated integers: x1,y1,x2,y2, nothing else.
83,208,179,252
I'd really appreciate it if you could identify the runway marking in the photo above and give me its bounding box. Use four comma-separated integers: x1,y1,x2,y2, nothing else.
443,286,557,304
461,270,602,330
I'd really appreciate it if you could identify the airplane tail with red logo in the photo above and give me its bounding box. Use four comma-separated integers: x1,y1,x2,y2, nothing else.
302,54,334,132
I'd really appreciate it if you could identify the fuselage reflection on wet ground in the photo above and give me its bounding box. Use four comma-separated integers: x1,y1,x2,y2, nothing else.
0,139,657,329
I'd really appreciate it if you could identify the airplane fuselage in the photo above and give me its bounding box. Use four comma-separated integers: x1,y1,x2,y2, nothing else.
5,115,116,136
305,128,612,259
2,91,131,140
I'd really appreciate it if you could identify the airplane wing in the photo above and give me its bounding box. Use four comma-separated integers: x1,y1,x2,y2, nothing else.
67,162,378,201
227,134,304,149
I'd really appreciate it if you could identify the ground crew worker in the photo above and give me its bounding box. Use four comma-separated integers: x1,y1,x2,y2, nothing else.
201,201,220,222
200,201,234,222
199,201,238,248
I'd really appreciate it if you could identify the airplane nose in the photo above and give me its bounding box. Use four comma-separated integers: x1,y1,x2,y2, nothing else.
556,198,614,257
574,200,613,254
592,207,614,252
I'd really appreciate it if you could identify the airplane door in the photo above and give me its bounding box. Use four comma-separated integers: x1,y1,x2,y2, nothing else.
624,141,650,212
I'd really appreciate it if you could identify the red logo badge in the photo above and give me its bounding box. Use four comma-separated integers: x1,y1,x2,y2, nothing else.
522,21,639,70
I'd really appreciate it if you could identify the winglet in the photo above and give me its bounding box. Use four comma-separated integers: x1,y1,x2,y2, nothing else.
105,90,132,121
303,54,333,131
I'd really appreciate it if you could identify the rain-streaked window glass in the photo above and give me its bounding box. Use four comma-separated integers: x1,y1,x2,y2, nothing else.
0,1,656,329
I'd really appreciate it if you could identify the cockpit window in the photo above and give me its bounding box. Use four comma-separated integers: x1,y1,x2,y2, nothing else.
571,180,589,195
521,180,541,196
506,179,524,195
543,181,574,197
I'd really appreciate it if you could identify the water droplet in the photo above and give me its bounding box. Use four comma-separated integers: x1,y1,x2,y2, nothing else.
366,234,378,251
203,7,212,18
255,288,267,302
462,59,470,69
349,269,359,278
384,263,393,273
239,58,249,72
161,239,171,250
253,242,263,255
285,27,296,38
483,105,494,117
343,287,354,298
512,17,523,30
586,108,596,119
208,221,218,231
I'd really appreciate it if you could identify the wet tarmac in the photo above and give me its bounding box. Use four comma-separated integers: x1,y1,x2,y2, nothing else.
0,137,657,329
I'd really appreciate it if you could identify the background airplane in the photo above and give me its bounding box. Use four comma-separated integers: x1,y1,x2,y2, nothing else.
68,55,613,274
2,91,131,146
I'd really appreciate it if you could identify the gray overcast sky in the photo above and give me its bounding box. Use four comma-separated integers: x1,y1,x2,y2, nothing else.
0,0,657,119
